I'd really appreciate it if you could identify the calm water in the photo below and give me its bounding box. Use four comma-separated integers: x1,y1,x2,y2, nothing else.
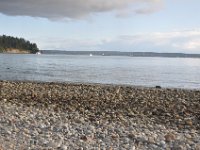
0,54,200,89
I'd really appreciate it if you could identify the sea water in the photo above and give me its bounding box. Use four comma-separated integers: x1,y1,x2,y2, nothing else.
0,54,200,89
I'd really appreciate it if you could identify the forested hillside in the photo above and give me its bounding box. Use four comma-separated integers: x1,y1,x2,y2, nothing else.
0,35,39,53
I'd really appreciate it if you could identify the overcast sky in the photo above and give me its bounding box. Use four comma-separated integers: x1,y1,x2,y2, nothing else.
0,0,200,53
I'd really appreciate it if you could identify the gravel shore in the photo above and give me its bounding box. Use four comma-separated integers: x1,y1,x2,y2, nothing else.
0,81,200,149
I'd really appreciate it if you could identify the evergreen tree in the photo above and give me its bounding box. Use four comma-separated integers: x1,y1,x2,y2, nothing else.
0,35,39,53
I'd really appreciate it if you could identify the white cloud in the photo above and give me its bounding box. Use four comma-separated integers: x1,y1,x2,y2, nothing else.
174,39,200,51
36,37,101,50
0,0,163,20
35,29,200,53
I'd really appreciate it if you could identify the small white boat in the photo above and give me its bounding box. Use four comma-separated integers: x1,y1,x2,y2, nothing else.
89,53,93,56
36,51,41,55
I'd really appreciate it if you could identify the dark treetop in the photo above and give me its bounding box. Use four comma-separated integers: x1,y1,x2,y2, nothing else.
0,35,39,53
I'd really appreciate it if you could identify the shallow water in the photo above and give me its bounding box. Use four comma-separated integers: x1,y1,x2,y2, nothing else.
0,54,200,89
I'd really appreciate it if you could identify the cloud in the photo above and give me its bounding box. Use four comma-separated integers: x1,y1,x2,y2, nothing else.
174,39,200,50
36,37,101,50
99,29,200,53
0,0,162,20
35,29,200,53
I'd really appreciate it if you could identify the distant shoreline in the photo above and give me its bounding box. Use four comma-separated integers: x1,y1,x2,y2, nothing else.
1,50,200,58
41,50,200,58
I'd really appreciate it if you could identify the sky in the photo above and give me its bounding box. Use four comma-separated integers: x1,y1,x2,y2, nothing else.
0,0,200,53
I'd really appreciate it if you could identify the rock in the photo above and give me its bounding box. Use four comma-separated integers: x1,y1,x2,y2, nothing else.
40,138,49,145
6,130,12,135
128,133,135,140
39,123,46,129
160,140,166,148
132,146,136,150
174,145,185,150
60,145,68,150
195,144,200,150
165,133,176,142
185,120,193,126
185,134,192,139
80,135,88,141
23,128,30,134
1,81,200,149
111,133,119,139
148,137,155,144
155,86,161,89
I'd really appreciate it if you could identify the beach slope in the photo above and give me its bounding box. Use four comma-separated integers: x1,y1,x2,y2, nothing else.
0,81,200,149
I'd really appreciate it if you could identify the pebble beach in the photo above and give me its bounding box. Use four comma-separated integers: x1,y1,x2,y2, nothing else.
0,81,200,149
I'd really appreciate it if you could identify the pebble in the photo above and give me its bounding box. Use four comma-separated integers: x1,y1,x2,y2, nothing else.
0,81,200,149
61,145,68,150
165,133,176,142
185,120,193,126
195,144,200,150
160,140,166,146
148,137,155,143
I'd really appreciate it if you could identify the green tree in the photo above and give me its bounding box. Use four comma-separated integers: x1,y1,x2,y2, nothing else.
0,35,39,53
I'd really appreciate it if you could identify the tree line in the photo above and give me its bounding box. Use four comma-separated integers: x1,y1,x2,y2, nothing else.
0,35,39,53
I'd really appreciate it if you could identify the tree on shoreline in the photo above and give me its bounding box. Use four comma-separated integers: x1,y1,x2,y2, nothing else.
0,35,39,53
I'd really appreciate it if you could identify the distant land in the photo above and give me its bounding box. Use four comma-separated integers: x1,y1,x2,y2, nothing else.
0,35,39,54
41,50,200,58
